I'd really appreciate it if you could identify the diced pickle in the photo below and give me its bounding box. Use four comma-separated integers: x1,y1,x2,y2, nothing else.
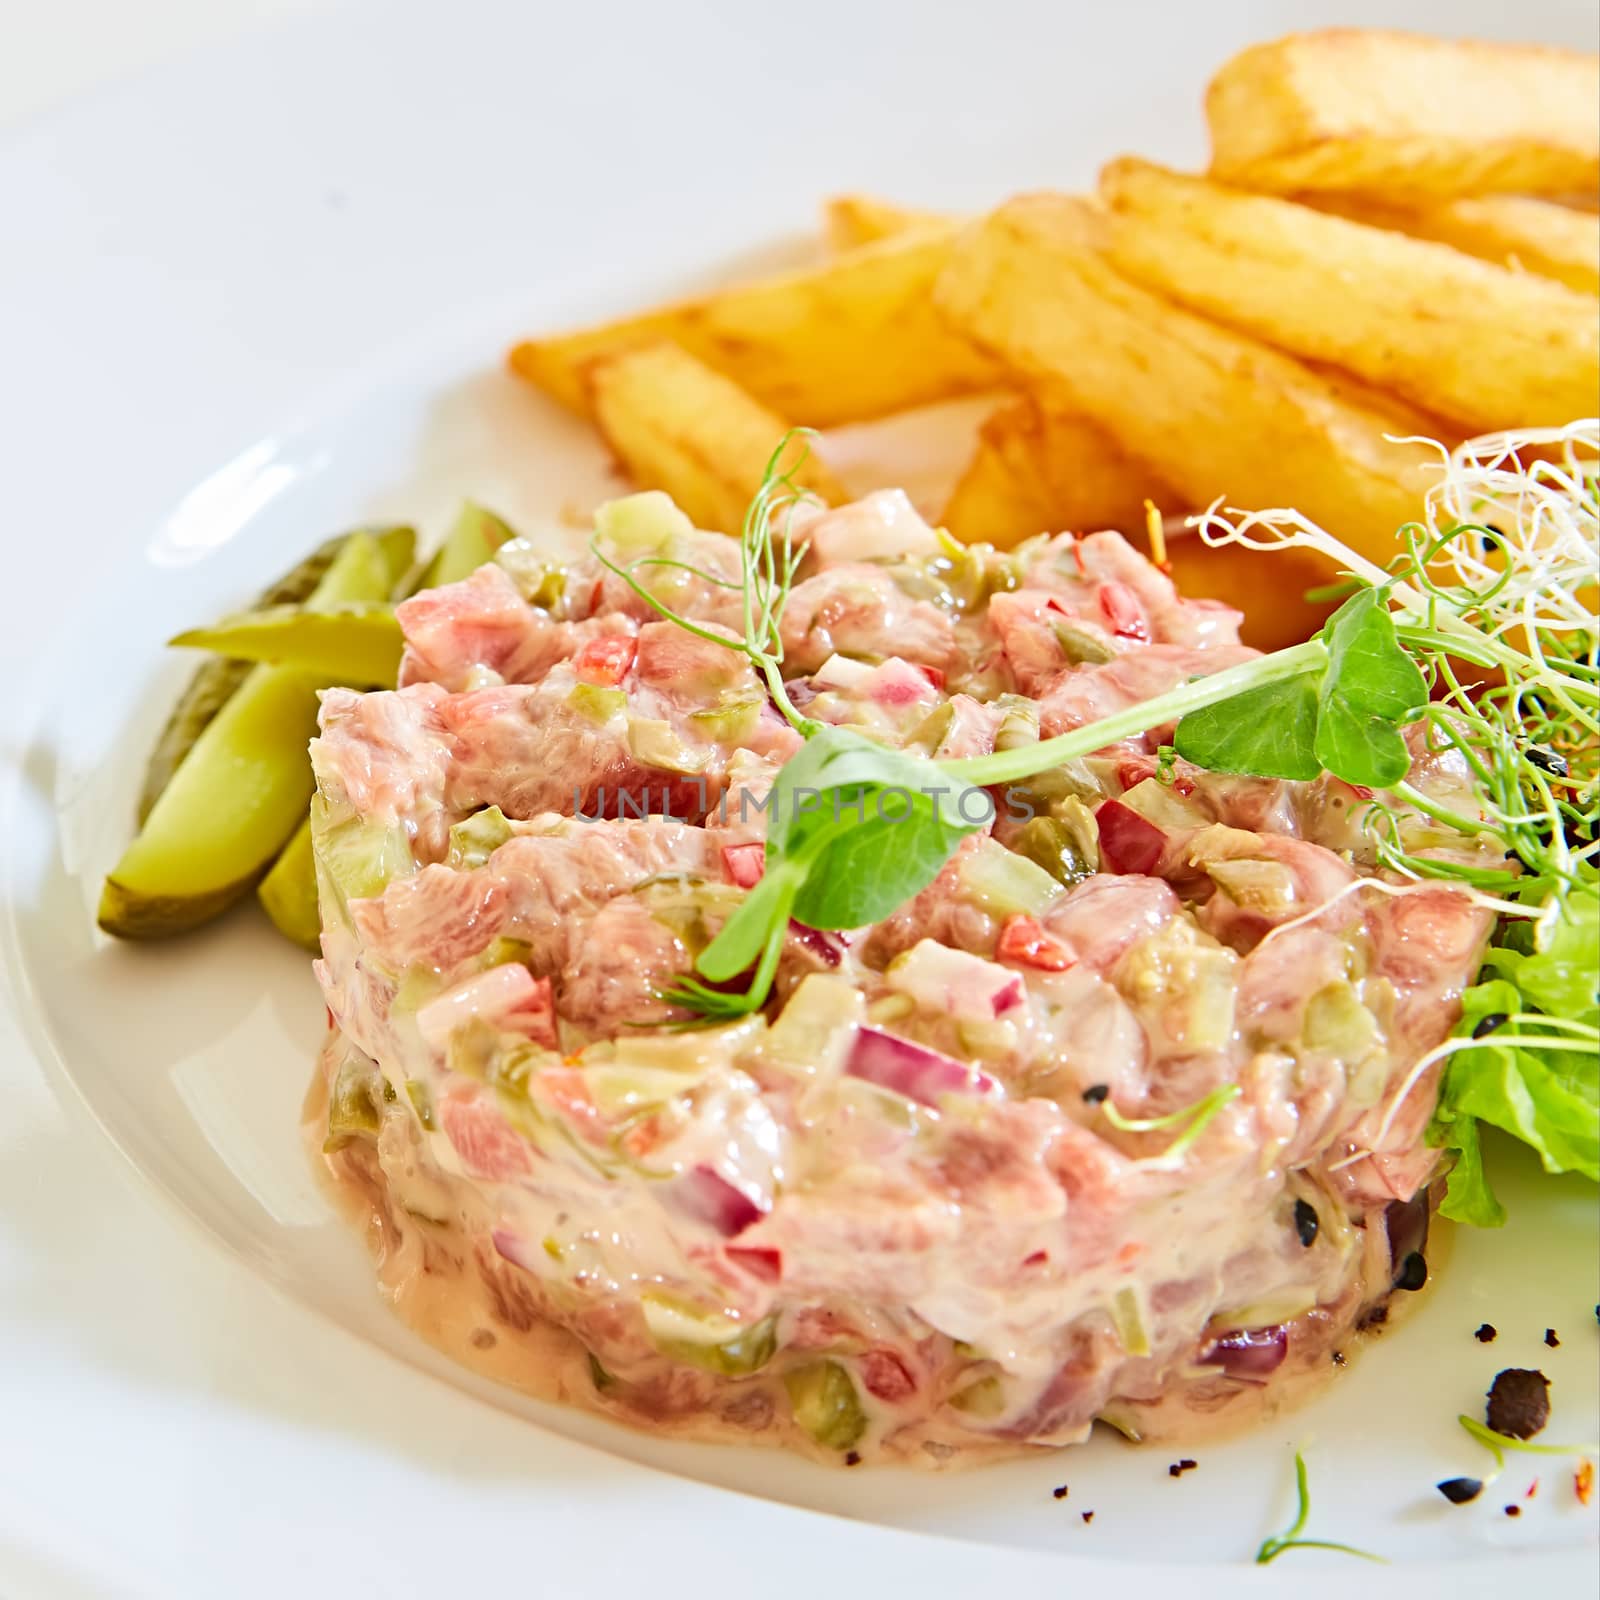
784,1360,868,1451
992,693,1040,752
641,1294,778,1376
594,491,696,554
947,1374,1007,1417
311,793,417,907
568,682,627,724
103,529,413,939
257,816,321,951
587,1352,620,1393
169,602,403,686
324,1058,393,1151
627,716,709,775
1010,816,1095,888
688,699,762,743
494,540,568,609
959,844,1062,916
446,805,515,870
1111,1285,1151,1357
1053,621,1116,664
405,1079,437,1131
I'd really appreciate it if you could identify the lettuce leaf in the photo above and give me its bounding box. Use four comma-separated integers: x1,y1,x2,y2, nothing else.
1429,886,1599,1227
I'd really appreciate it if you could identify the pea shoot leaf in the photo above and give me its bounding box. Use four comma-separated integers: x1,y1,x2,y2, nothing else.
1312,589,1428,788
793,794,972,929
1172,673,1321,780
694,866,800,981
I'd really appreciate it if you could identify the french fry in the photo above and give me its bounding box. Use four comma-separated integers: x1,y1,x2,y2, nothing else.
941,396,1333,648
1156,524,1337,653
1312,194,1600,297
934,193,1436,572
942,396,1178,547
1206,30,1600,201
1098,158,1598,432
823,194,948,251
587,342,843,534
510,227,996,427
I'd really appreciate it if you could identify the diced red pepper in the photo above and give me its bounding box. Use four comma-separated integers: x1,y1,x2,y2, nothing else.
721,842,766,888
1095,799,1166,876
919,664,946,691
725,1245,782,1283
1097,581,1150,641
997,914,1074,971
573,634,636,686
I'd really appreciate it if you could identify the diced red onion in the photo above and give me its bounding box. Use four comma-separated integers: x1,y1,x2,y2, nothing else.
845,1026,998,1106
492,1227,541,1274
1095,798,1167,877
869,658,941,708
992,974,1025,1014
788,919,845,967
669,1165,767,1237
859,1347,918,1401
1199,1323,1289,1380
722,842,766,888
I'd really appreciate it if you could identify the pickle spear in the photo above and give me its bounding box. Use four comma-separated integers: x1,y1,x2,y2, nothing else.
170,602,403,686
100,529,412,939
256,816,320,951
414,502,516,590
136,526,413,822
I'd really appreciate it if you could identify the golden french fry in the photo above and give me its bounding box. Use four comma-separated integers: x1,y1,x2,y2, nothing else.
823,194,949,251
587,342,843,535
1312,194,1599,297
942,395,1334,648
1098,158,1598,432
942,396,1178,547
1206,30,1600,201
1156,524,1337,653
510,228,996,427
934,193,1436,572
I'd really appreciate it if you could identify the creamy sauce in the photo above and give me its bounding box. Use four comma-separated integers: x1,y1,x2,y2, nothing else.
305,1048,1442,1466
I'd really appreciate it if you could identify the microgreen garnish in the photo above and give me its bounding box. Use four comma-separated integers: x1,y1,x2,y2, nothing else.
1175,586,1427,786
1100,1083,1241,1167
1458,1415,1600,1472
1255,1451,1386,1565
590,432,821,736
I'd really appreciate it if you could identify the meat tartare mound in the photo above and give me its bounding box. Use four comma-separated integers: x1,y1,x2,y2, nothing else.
307,489,1496,1464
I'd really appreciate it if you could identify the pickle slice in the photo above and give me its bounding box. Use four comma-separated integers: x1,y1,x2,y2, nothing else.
784,1360,868,1451
100,530,411,939
170,602,402,686
136,526,413,821
413,502,516,591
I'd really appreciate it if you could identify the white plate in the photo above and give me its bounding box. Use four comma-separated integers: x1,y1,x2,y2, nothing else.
1,2,1596,1595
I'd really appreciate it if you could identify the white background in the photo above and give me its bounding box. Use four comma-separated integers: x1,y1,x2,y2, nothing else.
0,0,325,127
